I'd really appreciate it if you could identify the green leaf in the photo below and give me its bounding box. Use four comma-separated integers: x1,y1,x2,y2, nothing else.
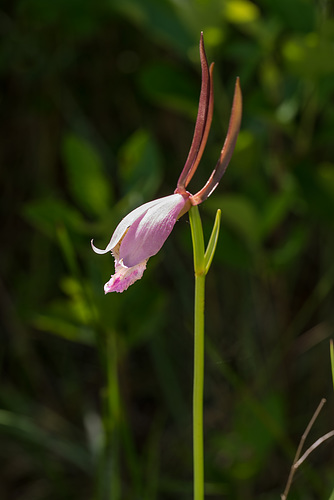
204,209,221,275
33,277,96,344
23,197,88,237
109,0,193,54
18,0,104,38
318,162,334,196
270,226,308,270
189,205,205,275
206,194,260,249
262,0,315,33
223,0,260,24
295,162,334,222
282,33,334,78
33,313,95,344
138,62,199,118
259,189,295,241
62,133,113,216
213,393,284,480
118,129,162,199
0,410,92,471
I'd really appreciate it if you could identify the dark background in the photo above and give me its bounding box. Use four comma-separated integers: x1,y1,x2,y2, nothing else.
1,0,334,498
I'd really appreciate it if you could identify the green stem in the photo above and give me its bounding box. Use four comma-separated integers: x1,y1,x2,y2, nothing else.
193,272,205,500
189,206,206,500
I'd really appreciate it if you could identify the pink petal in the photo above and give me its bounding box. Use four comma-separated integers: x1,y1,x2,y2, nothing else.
104,261,147,293
91,197,170,255
120,193,186,267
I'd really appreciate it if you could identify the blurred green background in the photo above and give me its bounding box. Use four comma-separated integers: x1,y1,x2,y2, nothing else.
1,0,334,498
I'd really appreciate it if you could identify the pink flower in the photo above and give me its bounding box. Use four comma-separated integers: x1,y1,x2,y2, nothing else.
91,194,190,293
92,33,242,293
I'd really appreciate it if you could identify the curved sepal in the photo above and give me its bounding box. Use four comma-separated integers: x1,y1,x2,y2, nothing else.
191,77,242,205
176,32,214,194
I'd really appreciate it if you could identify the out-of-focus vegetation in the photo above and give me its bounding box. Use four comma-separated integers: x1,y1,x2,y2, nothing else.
1,0,334,498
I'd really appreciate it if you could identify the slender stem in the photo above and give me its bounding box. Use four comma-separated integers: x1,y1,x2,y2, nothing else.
193,272,205,500
189,206,206,500
189,205,205,275
281,398,326,500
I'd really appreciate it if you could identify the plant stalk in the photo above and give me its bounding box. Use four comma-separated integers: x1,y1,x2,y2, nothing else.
193,272,205,500
189,206,206,500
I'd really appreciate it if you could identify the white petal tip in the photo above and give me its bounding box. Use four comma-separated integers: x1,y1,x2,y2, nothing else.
91,239,110,255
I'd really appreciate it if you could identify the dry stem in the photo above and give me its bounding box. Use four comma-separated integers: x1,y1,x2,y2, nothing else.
281,398,333,500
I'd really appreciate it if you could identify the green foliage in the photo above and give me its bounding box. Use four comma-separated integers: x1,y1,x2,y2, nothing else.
24,198,88,237
0,409,92,472
118,129,163,198
138,63,199,118
213,392,285,480
62,133,113,216
2,0,334,498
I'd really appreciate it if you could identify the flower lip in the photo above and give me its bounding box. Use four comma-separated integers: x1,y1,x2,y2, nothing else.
104,260,147,293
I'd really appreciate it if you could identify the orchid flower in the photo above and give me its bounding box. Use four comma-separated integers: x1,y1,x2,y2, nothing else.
92,32,242,293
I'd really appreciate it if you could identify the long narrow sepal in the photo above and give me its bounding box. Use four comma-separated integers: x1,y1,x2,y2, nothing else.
176,33,214,194
185,63,214,187
191,77,242,205
204,209,221,275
